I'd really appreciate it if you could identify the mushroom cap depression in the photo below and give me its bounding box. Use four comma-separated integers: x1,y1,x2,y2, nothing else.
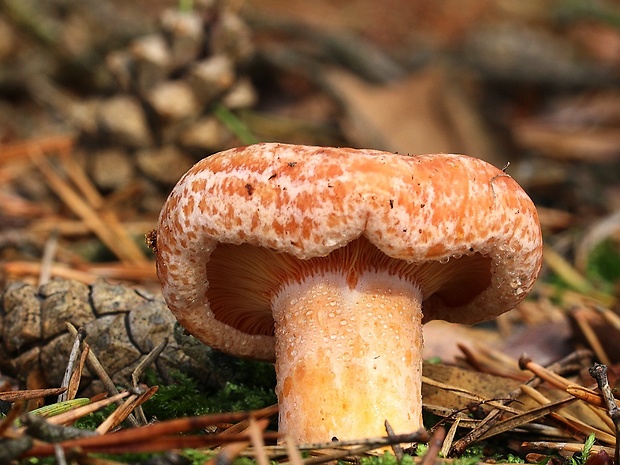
154,143,543,361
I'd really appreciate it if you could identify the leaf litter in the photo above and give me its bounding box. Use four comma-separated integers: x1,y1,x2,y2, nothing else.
1,0,620,463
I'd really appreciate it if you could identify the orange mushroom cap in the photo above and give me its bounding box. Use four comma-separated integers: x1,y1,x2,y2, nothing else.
155,142,543,443
155,142,542,361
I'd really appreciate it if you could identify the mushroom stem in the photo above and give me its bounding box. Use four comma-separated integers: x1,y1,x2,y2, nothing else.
272,269,424,443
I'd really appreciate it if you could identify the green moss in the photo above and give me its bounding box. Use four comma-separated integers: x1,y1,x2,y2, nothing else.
568,433,596,465
586,239,620,290
73,403,116,430
141,363,276,420
181,449,214,465
69,357,275,435
21,458,57,465
232,457,264,465
359,452,415,465
413,441,526,465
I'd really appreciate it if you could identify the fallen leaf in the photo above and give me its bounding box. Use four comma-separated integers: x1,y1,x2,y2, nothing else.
322,66,503,166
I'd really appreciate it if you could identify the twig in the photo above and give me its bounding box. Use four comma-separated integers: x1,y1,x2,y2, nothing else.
566,384,609,408
440,419,459,458
421,427,445,465
54,444,67,465
248,417,270,465
58,327,86,403
519,355,614,434
275,430,430,465
22,411,281,457
0,401,25,437
519,356,573,390
0,437,33,463
211,439,250,465
589,363,620,464
60,151,149,265
448,384,524,455
595,305,620,331
209,416,267,465
20,413,98,442
131,338,169,425
38,229,59,286
96,385,155,434
0,388,66,403
423,404,480,429
564,383,617,433
522,440,614,456
571,308,612,366
67,344,89,401
476,397,579,443
28,149,146,266
65,323,139,428
384,419,404,461
284,436,305,465
298,430,430,451
0,135,74,164
46,391,130,426
131,339,169,387
520,385,615,442
422,375,522,414
450,350,592,456
2,260,158,283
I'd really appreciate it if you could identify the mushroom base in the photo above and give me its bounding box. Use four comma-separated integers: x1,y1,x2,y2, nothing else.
272,270,424,444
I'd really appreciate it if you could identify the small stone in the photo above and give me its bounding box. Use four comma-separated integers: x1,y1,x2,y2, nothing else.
160,9,205,68
106,50,134,92
136,145,195,185
188,55,235,105
210,11,254,63
222,77,258,109
146,80,200,122
97,96,153,148
69,98,100,136
89,148,134,190
130,34,171,94
178,116,232,151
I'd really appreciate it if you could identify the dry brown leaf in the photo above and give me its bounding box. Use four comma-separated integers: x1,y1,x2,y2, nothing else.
424,359,616,453
512,121,620,161
570,306,620,365
246,0,550,50
476,396,579,443
500,321,573,368
422,362,523,411
322,66,503,166
511,91,620,161
536,206,574,232
568,22,620,67
423,320,500,363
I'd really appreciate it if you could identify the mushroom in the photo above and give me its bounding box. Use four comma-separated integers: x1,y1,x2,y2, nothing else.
153,142,543,443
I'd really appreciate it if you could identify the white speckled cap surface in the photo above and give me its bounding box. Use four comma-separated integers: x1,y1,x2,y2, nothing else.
155,142,543,361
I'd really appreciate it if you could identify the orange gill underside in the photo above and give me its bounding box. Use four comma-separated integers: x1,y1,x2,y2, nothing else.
205,237,492,336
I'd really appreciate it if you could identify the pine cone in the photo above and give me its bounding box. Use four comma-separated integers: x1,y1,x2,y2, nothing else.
0,277,223,392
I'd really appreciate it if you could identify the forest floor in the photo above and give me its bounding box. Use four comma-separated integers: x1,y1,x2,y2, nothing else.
1,1,620,464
